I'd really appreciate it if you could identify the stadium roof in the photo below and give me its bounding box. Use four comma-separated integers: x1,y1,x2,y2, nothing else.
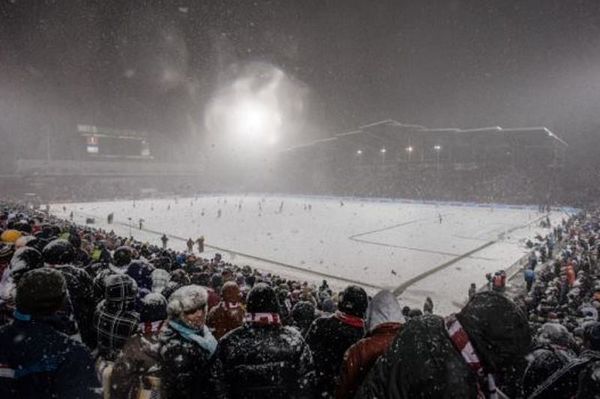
282,119,568,153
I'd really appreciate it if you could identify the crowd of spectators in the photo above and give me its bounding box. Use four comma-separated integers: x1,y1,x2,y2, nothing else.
0,199,599,398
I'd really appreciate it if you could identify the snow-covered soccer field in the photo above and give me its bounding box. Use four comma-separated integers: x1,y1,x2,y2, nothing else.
52,195,569,315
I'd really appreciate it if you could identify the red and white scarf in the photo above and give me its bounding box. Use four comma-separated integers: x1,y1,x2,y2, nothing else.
335,311,365,328
445,315,498,399
244,312,281,326
139,320,166,335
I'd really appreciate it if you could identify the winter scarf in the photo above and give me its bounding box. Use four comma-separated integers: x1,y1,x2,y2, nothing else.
335,310,365,328
445,315,498,399
244,312,281,326
169,320,217,357
139,320,166,335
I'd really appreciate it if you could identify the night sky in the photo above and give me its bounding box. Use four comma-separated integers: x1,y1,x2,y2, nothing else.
2,0,600,155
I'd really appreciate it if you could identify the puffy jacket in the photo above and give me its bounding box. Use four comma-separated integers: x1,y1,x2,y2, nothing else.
0,317,101,399
159,322,215,399
356,315,479,398
305,312,365,398
49,264,96,348
212,323,315,398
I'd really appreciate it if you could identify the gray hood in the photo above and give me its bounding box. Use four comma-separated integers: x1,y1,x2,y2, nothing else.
365,289,404,332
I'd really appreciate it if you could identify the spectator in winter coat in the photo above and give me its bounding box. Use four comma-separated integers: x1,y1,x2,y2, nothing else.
159,285,217,399
42,238,96,348
212,283,315,398
291,300,317,336
92,245,134,302
306,285,368,398
521,323,578,398
151,267,170,294
0,246,43,326
336,290,403,399
94,274,140,361
576,322,600,398
206,281,245,340
111,292,168,399
527,322,600,398
0,269,101,399
356,292,531,399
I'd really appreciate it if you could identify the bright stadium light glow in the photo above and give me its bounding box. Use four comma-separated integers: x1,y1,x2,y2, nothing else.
356,149,363,155
434,145,442,151
230,98,282,139
406,146,413,152
380,148,386,153
204,62,307,152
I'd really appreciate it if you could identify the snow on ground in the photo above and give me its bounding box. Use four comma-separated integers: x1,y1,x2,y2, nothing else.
51,195,570,315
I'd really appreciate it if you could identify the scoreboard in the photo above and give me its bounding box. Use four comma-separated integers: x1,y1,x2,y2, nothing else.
78,124,152,159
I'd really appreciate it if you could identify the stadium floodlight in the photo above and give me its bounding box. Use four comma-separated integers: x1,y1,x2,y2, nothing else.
433,145,442,151
380,148,386,153
356,149,363,155
405,146,413,152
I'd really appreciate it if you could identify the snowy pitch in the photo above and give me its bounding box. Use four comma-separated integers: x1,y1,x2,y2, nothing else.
52,195,568,315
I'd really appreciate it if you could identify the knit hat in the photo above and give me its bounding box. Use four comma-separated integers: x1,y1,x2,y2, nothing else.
113,246,134,267
338,285,368,318
42,239,75,265
167,285,208,318
10,247,43,282
457,291,531,373
221,281,241,303
140,293,168,322
16,268,67,316
104,274,138,303
246,283,280,314
1,229,22,243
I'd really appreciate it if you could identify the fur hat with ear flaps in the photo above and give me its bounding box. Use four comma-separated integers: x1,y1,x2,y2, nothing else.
167,284,208,318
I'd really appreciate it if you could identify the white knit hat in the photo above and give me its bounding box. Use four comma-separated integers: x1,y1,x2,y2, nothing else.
167,284,208,317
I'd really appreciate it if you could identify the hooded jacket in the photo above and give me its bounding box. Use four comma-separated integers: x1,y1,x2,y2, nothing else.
356,292,531,399
336,290,403,399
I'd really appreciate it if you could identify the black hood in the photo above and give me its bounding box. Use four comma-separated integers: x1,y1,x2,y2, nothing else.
456,291,531,373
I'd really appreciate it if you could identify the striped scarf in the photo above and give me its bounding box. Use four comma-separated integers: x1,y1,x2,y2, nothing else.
445,315,498,399
244,312,281,326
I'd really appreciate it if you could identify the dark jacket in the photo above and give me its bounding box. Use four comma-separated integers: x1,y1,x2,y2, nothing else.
212,323,315,398
356,315,479,398
0,317,101,399
50,264,96,348
528,349,600,399
522,345,576,398
577,350,600,399
305,312,365,398
159,322,215,399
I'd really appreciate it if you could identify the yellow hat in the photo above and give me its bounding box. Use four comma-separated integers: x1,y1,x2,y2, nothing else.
1,229,23,243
